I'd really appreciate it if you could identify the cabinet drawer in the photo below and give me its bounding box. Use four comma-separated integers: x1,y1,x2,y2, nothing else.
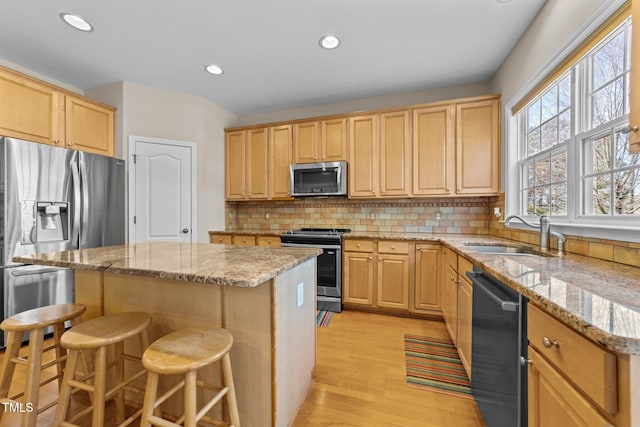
344,239,374,253
257,236,281,247
232,235,257,246
377,240,409,254
444,247,458,271
528,304,617,414
210,234,232,245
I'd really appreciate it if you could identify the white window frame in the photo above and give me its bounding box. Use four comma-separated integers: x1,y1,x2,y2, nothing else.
504,2,640,243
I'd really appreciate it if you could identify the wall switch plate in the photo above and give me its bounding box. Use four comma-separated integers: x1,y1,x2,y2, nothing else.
297,283,304,308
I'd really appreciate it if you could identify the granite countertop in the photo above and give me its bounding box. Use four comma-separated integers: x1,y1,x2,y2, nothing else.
343,231,640,355
13,241,321,288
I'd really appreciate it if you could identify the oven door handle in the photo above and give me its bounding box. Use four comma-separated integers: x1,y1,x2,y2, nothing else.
10,267,63,277
281,243,342,250
467,271,518,312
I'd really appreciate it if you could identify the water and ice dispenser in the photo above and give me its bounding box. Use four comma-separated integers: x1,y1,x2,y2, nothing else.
20,201,70,244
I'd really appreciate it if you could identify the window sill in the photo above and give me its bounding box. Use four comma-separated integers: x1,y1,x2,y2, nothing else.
503,221,640,244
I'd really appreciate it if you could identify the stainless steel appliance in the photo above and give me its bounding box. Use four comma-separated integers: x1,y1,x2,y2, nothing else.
0,136,125,347
467,267,527,427
280,228,350,312
290,161,347,197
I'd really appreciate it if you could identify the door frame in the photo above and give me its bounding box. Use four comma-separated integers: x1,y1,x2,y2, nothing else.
128,135,197,244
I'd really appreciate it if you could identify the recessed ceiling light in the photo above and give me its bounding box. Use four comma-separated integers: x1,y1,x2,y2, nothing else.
319,35,340,50
60,13,94,32
205,65,224,75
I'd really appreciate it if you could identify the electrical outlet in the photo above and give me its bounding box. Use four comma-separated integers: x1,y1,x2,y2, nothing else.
265,212,270,219
434,211,441,221
297,283,304,308
370,212,375,220
493,207,502,218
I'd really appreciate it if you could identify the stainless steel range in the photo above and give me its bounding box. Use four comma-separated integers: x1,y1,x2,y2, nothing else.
280,228,350,312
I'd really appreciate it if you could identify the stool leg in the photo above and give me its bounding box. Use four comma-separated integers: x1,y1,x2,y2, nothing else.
222,353,241,427
140,371,159,427
53,321,66,389
0,331,21,422
184,371,197,427
91,346,107,427
114,340,125,423
54,349,79,426
22,328,44,427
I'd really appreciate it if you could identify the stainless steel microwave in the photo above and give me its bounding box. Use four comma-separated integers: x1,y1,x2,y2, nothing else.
290,161,347,197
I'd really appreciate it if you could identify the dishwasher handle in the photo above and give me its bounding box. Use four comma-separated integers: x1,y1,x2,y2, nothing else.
466,271,518,312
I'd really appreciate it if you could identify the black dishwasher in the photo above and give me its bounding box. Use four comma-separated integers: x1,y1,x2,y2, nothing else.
467,267,527,427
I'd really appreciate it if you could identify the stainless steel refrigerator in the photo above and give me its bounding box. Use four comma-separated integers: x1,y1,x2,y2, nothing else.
0,136,125,347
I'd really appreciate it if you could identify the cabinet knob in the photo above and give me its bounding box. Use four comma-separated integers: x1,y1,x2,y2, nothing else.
542,337,559,348
519,356,533,366
391,245,396,249
356,244,361,247
67,142,73,147
54,140,60,145
446,188,451,192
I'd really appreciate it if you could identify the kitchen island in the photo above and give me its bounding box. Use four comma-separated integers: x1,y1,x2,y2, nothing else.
14,241,321,427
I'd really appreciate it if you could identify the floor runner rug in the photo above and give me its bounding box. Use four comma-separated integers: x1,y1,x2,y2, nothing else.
404,334,472,399
316,310,334,327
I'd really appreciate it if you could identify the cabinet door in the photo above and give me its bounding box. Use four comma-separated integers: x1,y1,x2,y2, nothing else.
321,118,348,161
246,128,269,199
293,121,319,163
528,347,614,427
0,68,61,145
456,99,499,195
443,265,458,344
64,95,115,156
414,244,441,313
343,252,374,306
269,125,292,199
380,110,411,197
349,115,379,197
631,0,640,153
232,235,256,246
225,130,246,200
413,105,455,196
210,234,232,244
376,254,409,310
457,276,472,378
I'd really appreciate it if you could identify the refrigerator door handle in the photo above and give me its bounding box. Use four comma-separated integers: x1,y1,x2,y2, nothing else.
71,151,81,246
79,152,90,248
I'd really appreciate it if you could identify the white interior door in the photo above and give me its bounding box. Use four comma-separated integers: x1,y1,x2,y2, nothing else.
129,136,195,243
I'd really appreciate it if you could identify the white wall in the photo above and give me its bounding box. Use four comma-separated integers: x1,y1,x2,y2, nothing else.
235,81,493,126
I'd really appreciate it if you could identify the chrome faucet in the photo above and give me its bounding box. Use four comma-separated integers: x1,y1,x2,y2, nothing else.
504,214,565,255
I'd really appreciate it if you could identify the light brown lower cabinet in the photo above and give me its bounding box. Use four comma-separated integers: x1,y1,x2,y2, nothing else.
343,249,374,306
413,244,442,315
457,272,472,377
257,236,281,247
376,254,410,310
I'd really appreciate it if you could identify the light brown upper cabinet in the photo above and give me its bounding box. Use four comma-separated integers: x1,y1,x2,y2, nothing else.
269,124,293,199
349,114,379,197
0,66,115,156
63,95,115,156
413,105,455,196
225,130,247,200
293,118,347,163
246,128,269,199
630,0,640,153
455,98,499,195
380,111,411,197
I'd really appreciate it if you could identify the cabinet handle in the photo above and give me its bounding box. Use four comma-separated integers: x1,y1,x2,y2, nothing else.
542,337,560,348
519,356,533,366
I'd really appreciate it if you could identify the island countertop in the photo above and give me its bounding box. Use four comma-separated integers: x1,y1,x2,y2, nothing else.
13,241,321,288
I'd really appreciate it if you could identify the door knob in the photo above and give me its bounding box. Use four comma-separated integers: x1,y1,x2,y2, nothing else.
182,228,189,234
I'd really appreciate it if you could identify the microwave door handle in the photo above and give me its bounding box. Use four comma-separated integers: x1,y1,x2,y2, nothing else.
336,167,341,189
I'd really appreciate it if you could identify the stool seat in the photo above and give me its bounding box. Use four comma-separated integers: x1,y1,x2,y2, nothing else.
143,328,233,375
0,303,86,332
61,311,151,349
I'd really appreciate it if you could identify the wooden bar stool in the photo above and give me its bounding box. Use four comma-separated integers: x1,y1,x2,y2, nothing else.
140,328,241,427
54,311,151,427
0,303,86,427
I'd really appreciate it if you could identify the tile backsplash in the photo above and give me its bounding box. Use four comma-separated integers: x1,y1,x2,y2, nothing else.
227,197,492,234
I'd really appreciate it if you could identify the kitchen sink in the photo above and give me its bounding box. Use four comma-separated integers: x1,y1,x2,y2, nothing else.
464,244,553,257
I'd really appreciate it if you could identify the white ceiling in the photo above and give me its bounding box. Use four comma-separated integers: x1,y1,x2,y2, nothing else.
0,0,546,116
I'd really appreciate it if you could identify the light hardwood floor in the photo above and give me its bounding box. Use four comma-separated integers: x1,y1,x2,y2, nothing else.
293,310,485,427
0,311,485,426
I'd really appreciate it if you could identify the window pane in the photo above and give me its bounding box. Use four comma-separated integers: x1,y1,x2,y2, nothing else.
527,128,541,155
586,174,611,215
535,158,550,185
525,189,535,214
592,78,624,127
591,135,611,174
535,187,550,215
558,110,571,143
614,169,640,214
541,86,558,122
527,162,535,187
592,32,625,89
542,118,558,150
551,184,568,215
615,131,639,169
551,150,567,182
527,100,541,131
559,76,571,110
